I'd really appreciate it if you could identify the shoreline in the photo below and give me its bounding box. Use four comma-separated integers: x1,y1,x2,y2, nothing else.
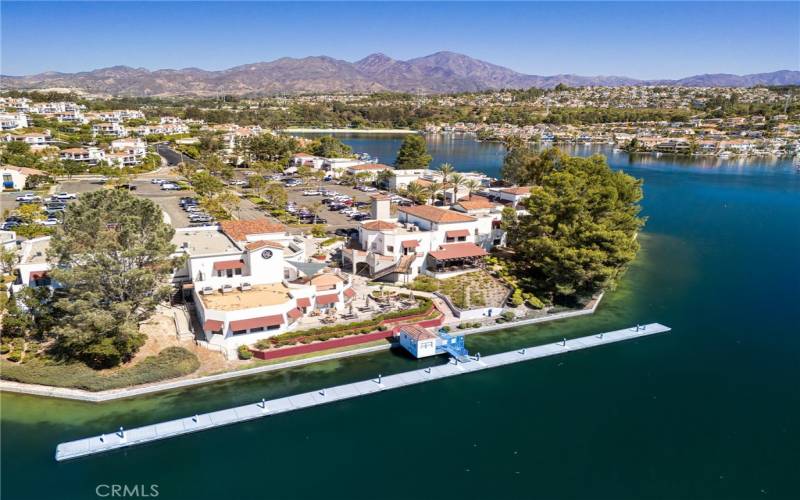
280,128,417,134
0,294,602,402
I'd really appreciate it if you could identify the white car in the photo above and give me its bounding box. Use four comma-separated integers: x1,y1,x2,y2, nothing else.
53,192,77,200
303,190,320,196
161,183,180,190
228,179,247,186
39,218,60,226
15,193,41,202
151,178,168,185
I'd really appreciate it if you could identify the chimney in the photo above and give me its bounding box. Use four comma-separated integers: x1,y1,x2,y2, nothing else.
370,194,391,220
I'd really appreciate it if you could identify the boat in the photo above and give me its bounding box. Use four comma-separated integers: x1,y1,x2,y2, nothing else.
793,154,800,170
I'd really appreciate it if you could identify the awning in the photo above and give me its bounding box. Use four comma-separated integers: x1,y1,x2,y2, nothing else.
315,293,339,306
229,315,284,331
182,283,195,289
203,319,224,332
445,229,470,238
287,308,303,320
429,242,488,261
401,240,419,248
343,288,356,298
212,260,244,271
29,271,48,281
297,297,311,308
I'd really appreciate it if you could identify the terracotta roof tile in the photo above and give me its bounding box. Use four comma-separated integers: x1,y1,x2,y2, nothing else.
361,220,397,231
244,240,284,251
219,219,286,242
398,204,476,224
500,186,531,196
429,242,488,260
400,325,437,341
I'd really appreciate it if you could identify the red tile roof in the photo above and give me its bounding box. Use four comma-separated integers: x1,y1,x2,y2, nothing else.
343,287,356,298
456,196,495,210
401,240,420,248
315,293,339,306
203,319,224,331
297,297,311,308
212,260,244,271
287,308,303,319
244,240,284,251
361,220,396,231
219,219,286,242
446,229,469,238
399,204,476,224
229,314,284,331
400,325,437,341
429,242,488,261
500,186,531,196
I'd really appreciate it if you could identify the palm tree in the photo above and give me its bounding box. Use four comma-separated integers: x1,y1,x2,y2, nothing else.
404,182,428,205
427,181,443,205
464,179,481,199
449,173,465,205
437,163,454,187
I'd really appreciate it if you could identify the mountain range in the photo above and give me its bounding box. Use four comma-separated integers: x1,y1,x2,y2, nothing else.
2,51,798,97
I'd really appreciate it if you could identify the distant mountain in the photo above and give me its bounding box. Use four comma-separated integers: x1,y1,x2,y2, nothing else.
2,51,797,96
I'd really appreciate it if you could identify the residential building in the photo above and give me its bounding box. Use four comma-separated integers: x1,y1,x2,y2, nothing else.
172,220,355,356
0,113,28,130
1,165,47,190
92,122,128,137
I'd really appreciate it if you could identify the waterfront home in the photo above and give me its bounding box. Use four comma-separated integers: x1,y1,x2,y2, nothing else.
321,158,371,178
398,325,439,358
342,196,498,282
1,165,47,190
494,186,531,208
289,152,326,170
172,220,355,356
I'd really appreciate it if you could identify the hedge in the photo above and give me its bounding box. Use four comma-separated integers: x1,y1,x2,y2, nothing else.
0,347,200,391
254,297,434,350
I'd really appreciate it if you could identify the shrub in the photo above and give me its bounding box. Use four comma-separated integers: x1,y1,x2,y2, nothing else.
311,225,326,238
0,344,10,354
408,275,439,293
441,326,451,333
523,293,545,309
0,347,199,391
237,345,253,360
501,311,515,322
509,288,525,307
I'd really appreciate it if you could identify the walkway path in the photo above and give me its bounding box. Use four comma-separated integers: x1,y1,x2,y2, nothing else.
54,323,669,461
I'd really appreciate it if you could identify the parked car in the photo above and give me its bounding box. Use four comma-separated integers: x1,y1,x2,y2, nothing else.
150,178,168,185
53,192,77,200
303,190,321,196
15,193,40,202
115,184,137,191
39,218,61,226
228,179,247,186
161,183,180,191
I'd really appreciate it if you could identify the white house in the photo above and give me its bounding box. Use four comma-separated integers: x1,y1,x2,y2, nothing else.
0,113,28,130
12,236,52,290
60,147,105,165
342,196,500,282
2,132,49,146
1,165,47,190
346,163,393,182
110,138,147,160
92,122,128,137
172,219,356,356
321,158,370,178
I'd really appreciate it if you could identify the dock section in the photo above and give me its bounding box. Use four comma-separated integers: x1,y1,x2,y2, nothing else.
55,323,670,461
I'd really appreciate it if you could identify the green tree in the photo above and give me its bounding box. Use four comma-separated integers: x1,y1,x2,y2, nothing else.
47,190,177,367
190,171,225,197
504,153,644,303
449,172,465,205
261,182,288,210
403,182,429,205
309,136,352,158
501,146,565,186
394,135,432,169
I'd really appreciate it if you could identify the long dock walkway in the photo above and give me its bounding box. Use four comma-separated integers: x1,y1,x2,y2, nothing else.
55,323,669,461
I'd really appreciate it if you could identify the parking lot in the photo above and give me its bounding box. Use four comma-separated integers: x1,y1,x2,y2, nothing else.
284,182,378,229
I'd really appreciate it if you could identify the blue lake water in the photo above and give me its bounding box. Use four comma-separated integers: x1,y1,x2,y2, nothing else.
2,134,799,500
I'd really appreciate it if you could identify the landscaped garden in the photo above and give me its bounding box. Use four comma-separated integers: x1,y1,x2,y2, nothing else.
408,270,510,310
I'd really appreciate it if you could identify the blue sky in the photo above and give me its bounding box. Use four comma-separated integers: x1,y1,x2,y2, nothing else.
2,2,797,78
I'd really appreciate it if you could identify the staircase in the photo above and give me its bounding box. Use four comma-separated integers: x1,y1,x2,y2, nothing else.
371,254,416,280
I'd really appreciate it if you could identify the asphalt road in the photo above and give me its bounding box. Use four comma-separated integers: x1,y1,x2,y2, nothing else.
156,144,199,166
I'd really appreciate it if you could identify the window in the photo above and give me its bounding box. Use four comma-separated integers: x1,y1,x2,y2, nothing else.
446,237,455,243
232,329,248,336
387,245,394,252
234,268,242,276
458,236,466,242
226,269,233,278
2,174,11,183
267,324,280,331
249,327,264,333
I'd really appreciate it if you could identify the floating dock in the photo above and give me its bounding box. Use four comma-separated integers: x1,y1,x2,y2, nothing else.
55,323,670,461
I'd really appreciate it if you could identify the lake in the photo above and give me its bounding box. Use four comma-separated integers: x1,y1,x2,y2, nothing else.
2,134,799,500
